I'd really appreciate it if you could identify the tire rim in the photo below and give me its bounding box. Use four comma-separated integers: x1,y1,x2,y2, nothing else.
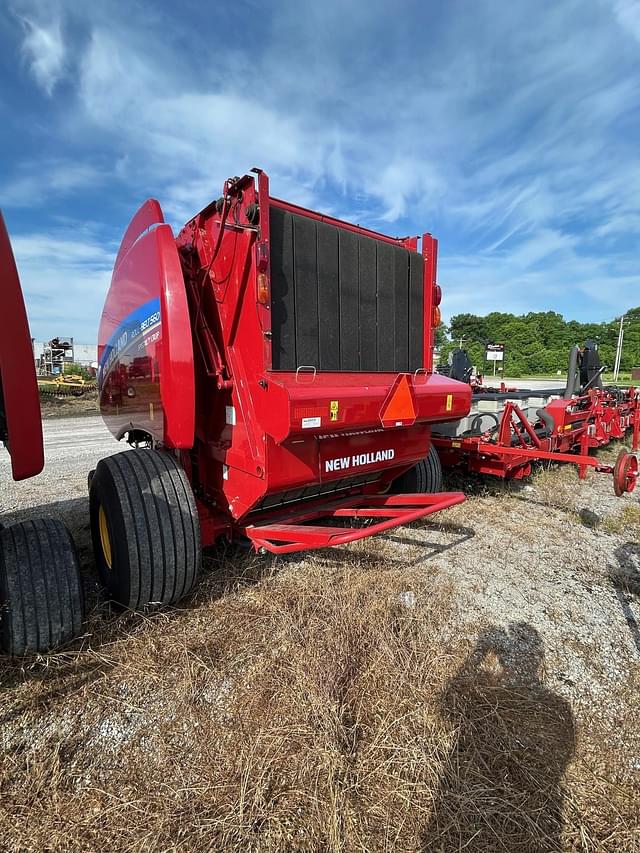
98,505,113,569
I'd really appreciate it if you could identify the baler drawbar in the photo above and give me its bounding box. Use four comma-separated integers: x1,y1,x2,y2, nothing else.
91,169,471,610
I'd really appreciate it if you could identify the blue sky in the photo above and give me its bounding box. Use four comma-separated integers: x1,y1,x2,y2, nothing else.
1,0,639,342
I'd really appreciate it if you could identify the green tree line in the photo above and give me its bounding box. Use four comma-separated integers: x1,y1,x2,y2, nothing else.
437,308,640,377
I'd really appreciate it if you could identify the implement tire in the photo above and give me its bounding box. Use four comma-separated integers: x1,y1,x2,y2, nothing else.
0,518,84,656
392,443,443,494
89,449,201,611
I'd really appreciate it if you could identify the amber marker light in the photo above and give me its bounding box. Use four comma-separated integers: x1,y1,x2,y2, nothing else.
257,273,270,304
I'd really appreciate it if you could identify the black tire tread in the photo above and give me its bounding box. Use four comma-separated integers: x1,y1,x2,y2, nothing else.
0,518,83,656
90,449,200,611
392,444,443,494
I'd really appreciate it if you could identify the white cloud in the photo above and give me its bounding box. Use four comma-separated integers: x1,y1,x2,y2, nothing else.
17,14,65,95
10,228,115,341
612,0,640,43
440,250,639,325
0,160,104,206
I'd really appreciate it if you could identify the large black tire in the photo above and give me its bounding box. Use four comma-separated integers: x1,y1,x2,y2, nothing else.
89,449,201,611
0,518,84,656
392,443,443,494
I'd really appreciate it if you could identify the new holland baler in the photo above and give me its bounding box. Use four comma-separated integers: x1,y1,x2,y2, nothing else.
0,213,83,655
91,169,471,611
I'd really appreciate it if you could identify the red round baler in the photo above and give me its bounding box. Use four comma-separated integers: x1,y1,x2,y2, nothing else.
92,170,471,611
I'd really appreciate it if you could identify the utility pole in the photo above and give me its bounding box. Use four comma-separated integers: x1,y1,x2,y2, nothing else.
613,314,625,382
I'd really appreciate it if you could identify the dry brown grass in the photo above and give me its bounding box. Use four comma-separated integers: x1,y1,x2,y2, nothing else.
1,538,638,853
532,464,582,515
603,503,640,538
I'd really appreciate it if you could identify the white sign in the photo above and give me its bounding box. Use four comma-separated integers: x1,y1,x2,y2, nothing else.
485,344,504,361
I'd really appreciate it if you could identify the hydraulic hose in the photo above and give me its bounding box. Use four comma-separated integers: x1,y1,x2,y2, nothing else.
536,407,555,438
462,412,500,437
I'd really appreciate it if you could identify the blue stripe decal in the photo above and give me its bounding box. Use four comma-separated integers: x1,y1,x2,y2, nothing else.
98,297,161,386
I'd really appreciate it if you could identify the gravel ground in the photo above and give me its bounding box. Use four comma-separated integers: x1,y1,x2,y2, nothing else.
0,414,120,507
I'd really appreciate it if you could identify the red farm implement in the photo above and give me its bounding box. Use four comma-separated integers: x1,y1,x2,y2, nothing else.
0,212,83,656
432,347,639,495
90,169,471,611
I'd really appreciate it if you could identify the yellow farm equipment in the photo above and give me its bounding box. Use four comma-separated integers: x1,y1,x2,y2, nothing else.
38,373,96,397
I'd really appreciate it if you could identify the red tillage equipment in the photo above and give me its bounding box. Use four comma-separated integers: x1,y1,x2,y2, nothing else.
91,170,471,610
432,377,639,495
0,212,83,655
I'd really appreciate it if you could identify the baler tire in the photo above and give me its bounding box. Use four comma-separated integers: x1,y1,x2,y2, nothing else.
392,444,443,494
89,449,201,611
0,518,84,657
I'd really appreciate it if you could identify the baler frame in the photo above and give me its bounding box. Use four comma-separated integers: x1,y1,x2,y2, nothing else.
162,170,471,548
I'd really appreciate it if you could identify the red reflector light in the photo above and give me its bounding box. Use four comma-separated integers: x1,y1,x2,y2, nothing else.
380,374,417,427
257,273,270,304
433,284,442,306
433,305,442,327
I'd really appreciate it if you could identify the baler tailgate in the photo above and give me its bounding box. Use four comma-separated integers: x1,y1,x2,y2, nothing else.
242,491,465,554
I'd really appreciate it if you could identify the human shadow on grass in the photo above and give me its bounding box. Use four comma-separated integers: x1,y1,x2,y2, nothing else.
421,623,575,853
611,542,640,655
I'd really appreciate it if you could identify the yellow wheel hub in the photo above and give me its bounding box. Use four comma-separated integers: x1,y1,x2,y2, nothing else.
98,505,113,569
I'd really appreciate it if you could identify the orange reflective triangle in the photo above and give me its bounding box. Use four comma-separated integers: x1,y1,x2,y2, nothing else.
381,374,416,423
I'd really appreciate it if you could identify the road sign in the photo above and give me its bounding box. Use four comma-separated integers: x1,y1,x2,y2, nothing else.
485,343,504,362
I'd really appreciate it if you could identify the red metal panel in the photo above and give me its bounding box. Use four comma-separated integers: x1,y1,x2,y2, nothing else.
0,212,44,481
99,202,195,448
159,231,196,449
113,199,164,272
250,371,470,445
318,426,428,483
254,169,273,370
